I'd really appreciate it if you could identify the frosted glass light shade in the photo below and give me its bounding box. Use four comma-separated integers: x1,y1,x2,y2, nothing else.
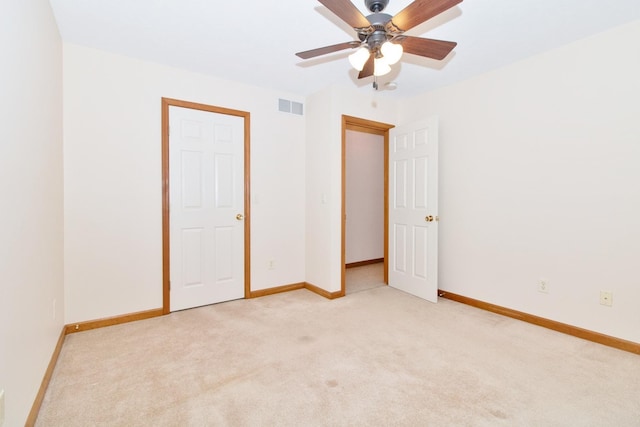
381,41,403,65
348,47,370,71
374,57,391,76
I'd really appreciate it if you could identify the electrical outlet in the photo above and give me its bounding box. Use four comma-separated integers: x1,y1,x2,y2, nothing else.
268,259,275,270
538,279,549,293
600,291,613,307
0,389,5,426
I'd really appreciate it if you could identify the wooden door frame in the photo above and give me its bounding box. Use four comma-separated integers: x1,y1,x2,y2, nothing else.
341,115,395,295
161,97,251,314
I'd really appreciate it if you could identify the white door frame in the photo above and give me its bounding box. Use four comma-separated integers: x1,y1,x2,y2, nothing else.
161,97,251,314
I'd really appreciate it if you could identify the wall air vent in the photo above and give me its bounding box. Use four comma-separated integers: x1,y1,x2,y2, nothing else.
278,98,304,116
291,102,303,116
278,98,291,113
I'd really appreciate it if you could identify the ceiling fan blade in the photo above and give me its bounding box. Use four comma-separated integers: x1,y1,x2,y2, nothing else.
387,0,462,32
400,36,457,60
296,41,361,59
358,53,374,79
318,0,372,30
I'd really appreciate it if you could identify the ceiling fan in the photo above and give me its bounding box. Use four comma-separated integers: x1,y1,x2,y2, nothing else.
296,0,462,87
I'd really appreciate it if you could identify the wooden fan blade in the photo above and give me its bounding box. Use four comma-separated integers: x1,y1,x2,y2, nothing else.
318,0,372,30
358,53,374,79
400,36,457,60
296,41,360,59
387,0,462,32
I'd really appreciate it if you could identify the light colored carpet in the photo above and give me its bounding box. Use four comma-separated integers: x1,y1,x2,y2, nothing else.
345,262,385,294
37,285,640,426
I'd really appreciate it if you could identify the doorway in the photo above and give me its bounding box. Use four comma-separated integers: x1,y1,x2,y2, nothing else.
161,98,251,314
341,115,394,296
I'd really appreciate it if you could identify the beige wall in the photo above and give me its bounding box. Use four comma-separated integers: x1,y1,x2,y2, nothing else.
3,7,639,423
345,130,384,264
63,44,306,323
401,20,640,342
305,86,398,292
0,1,64,424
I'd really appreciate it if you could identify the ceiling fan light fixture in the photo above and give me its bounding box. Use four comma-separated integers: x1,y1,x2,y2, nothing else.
381,41,403,65
295,0,461,86
348,47,370,71
373,57,391,76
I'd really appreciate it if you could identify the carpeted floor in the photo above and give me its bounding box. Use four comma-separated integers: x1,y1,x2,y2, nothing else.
36,273,640,426
345,262,385,294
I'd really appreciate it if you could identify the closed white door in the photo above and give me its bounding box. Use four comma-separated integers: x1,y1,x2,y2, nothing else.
389,117,439,302
169,106,245,311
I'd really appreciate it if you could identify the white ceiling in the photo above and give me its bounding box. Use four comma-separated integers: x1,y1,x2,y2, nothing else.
49,0,640,99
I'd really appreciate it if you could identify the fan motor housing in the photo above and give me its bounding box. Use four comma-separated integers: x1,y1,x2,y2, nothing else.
363,12,392,49
365,0,389,13
366,12,392,28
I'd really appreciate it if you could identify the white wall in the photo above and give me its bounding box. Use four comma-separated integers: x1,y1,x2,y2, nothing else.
0,1,64,424
345,130,384,264
1,8,635,426
306,87,398,292
305,89,335,290
63,44,306,323
401,20,640,343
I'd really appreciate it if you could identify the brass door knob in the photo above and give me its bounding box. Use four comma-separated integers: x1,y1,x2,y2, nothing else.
425,215,434,222
236,214,244,221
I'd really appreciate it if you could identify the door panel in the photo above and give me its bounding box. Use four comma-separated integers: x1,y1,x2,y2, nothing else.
394,159,408,208
414,225,428,279
182,151,203,208
389,117,439,302
394,224,407,273
182,228,204,287
415,156,428,208
214,226,234,281
169,106,245,311
214,154,234,207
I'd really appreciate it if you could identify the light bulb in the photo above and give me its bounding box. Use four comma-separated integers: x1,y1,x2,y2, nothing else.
381,41,403,65
348,47,370,71
374,57,391,76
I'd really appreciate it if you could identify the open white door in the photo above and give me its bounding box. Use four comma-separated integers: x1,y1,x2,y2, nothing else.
169,106,245,311
389,117,439,302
